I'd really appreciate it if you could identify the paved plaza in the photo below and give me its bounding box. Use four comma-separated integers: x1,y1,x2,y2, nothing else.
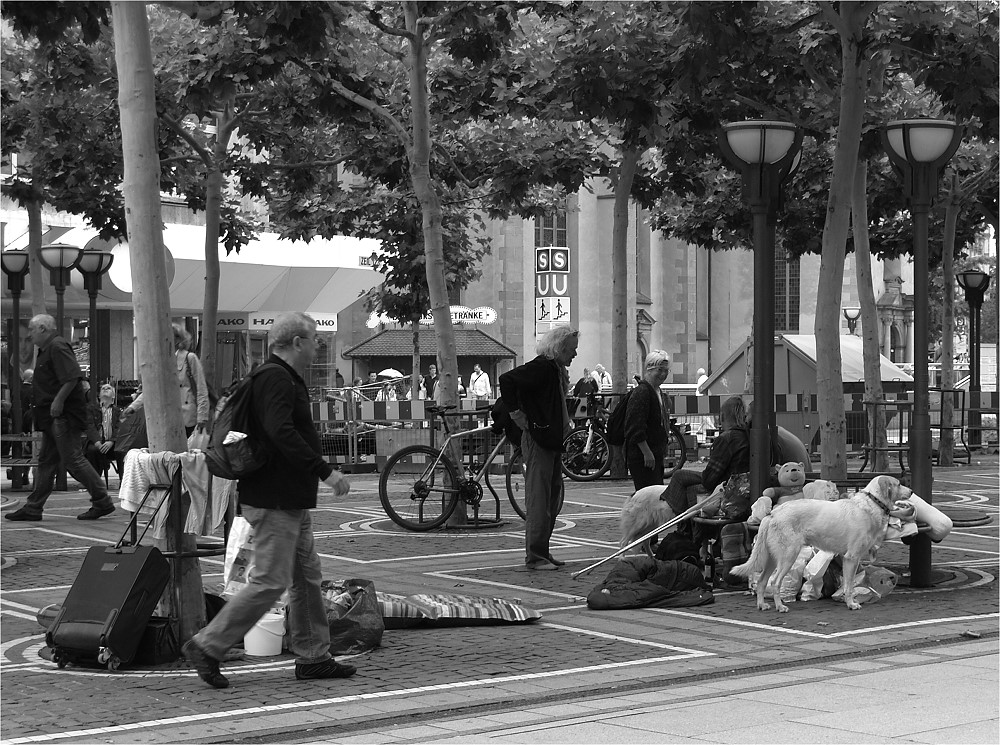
1,459,997,744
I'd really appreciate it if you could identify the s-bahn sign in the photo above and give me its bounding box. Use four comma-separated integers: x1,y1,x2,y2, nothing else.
535,246,571,335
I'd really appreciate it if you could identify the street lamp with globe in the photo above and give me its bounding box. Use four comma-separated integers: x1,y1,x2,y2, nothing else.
843,306,861,335
1,249,30,443
38,244,83,338
76,249,115,385
956,268,991,449
718,120,803,503
882,118,962,587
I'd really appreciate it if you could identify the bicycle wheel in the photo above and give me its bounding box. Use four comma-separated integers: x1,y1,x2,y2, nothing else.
663,424,688,478
506,447,568,520
505,448,527,520
379,445,460,531
561,428,611,481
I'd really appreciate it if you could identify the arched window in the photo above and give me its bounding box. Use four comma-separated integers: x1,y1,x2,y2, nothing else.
890,325,902,363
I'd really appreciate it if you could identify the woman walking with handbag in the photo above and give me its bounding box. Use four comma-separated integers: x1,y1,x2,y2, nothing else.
128,324,210,438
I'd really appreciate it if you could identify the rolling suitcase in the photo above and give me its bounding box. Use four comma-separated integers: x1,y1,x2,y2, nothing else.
46,544,171,671
45,546,170,670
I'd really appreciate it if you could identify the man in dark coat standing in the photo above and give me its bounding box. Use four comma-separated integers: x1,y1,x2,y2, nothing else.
499,326,578,571
183,311,355,688
6,315,114,521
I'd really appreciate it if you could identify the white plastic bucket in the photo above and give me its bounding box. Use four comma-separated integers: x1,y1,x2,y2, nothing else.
244,612,284,656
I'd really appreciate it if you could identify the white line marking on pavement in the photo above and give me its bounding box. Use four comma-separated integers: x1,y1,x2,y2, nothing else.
427,571,585,601
539,621,710,655
651,608,1000,639
1,609,37,621
3,650,710,743
1,599,41,612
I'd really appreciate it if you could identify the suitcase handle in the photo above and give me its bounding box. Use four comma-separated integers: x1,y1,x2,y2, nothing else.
115,483,173,549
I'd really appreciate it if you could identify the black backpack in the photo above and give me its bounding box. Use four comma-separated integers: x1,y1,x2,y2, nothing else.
489,398,522,449
605,388,635,447
204,364,275,480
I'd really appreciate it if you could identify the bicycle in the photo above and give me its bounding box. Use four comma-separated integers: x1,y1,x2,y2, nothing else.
378,404,528,531
561,397,688,481
561,406,612,481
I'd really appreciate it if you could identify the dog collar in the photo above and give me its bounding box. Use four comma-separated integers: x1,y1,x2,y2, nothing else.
863,489,891,515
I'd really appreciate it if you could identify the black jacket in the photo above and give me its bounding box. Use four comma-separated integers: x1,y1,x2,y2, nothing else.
239,355,333,510
623,380,668,456
498,356,568,451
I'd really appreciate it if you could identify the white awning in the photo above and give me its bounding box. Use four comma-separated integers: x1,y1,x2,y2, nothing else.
2,222,385,316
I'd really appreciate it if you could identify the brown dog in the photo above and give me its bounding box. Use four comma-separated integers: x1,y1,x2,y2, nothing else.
729,475,913,612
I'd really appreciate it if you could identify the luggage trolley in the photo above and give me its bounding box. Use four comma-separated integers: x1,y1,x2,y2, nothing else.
47,460,230,671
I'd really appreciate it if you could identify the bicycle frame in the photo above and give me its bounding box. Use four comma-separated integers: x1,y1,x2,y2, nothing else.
422,421,513,523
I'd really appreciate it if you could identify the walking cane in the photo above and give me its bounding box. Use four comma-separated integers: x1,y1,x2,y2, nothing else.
571,493,721,580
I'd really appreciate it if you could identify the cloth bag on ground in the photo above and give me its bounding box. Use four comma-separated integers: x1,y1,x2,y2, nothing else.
321,579,384,655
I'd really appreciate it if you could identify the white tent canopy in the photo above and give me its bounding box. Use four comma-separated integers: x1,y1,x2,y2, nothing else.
2,222,384,316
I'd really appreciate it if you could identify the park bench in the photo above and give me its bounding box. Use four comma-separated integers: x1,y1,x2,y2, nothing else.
1,432,42,490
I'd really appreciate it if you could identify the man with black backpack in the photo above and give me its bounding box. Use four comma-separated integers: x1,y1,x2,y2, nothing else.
183,312,354,689
623,350,673,491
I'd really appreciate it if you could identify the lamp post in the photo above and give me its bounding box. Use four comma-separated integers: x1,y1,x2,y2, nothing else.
2,249,30,489
76,249,115,385
719,120,803,502
38,244,82,338
956,268,991,449
882,118,962,587
843,306,861,335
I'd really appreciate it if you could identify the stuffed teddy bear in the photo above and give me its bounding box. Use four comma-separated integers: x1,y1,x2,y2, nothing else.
762,461,807,504
748,461,807,525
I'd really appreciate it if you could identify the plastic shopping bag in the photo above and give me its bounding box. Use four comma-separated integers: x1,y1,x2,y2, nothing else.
187,429,210,451
321,578,384,655
223,516,254,597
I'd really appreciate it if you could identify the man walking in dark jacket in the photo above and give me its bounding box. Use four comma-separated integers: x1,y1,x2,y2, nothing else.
499,326,578,571
6,315,114,521
183,312,354,688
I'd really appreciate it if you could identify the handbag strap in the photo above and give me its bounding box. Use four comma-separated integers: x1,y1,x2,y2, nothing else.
184,352,199,401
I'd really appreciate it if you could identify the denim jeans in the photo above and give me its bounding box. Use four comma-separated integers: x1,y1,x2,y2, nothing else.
195,506,331,664
521,433,563,565
23,418,111,516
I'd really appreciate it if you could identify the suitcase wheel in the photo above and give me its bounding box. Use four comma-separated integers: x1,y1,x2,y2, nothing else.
106,655,121,672
97,648,110,664
53,650,67,669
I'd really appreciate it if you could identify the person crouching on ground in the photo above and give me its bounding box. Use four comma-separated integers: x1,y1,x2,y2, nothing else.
624,350,673,491
183,311,355,688
499,326,578,571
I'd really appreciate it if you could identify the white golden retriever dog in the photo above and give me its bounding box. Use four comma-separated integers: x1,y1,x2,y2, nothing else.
730,475,913,612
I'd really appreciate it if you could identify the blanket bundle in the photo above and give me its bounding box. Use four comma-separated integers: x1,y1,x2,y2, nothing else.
587,556,714,610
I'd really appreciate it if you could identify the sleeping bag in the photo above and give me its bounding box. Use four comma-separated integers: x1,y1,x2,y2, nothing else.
587,556,713,610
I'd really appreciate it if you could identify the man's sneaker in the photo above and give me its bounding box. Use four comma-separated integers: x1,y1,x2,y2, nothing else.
295,659,357,680
77,504,115,520
5,509,41,521
182,640,229,689
525,560,559,571
545,554,566,567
